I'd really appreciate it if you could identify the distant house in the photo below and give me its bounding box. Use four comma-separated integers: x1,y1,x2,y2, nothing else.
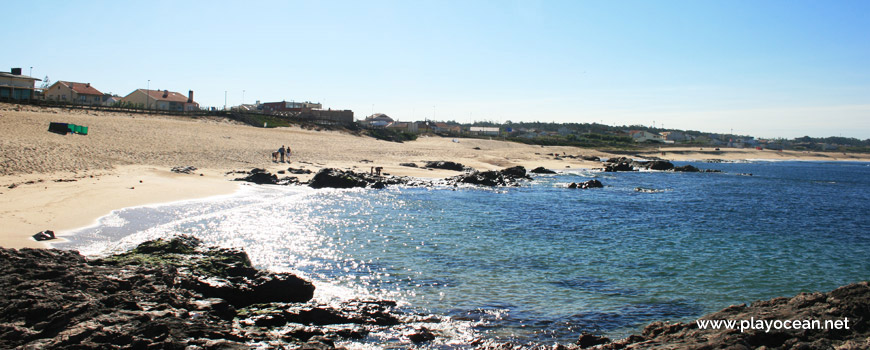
629,130,664,143
365,113,394,127
386,121,418,133
660,131,691,142
0,68,40,100
103,95,122,106
121,89,199,111
469,126,500,136
262,100,322,113
45,81,104,105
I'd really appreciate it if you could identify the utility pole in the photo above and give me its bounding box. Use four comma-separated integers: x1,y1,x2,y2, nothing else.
146,80,150,112
224,91,227,111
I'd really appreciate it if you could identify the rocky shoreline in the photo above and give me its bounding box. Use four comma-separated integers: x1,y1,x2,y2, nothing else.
0,236,447,349
2,236,868,349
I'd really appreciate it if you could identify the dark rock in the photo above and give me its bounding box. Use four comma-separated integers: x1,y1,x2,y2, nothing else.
531,167,556,174
425,161,467,171
170,166,197,174
0,238,421,349
446,166,531,187
235,168,279,185
277,176,300,185
287,167,313,174
408,326,436,344
578,179,603,189
645,160,675,171
603,157,635,172
576,332,610,348
500,166,528,178
568,182,578,189
308,168,369,189
582,155,601,161
673,165,700,172
308,168,415,189
32,230,56,241
399,162,418,168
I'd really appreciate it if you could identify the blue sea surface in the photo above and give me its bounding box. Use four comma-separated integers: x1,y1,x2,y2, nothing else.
57,161,870,344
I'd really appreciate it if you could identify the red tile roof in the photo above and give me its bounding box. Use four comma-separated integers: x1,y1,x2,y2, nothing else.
60,81,103,95
140,89,191,103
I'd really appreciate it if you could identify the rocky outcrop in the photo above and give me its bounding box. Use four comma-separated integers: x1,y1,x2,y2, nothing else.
603,158,722,174
97,236,314,307
447,166,531,187
585,281,870,350
478,281,870,350
604,158,676,172
425,161,467,171
308,168,412,189
234,168,279,185
568,180,604,189
308,168,370,189
530,167,557,174
603,157,635,172
0,236,417,349
673,165,700,172
635,160,675,171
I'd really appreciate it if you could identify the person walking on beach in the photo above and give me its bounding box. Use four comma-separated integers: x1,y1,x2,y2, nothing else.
279,146,286,163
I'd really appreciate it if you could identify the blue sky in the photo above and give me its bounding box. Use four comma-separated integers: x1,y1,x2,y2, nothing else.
5,0,869,138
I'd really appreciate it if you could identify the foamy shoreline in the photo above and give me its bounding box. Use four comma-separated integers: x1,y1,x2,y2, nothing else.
2,103,868,248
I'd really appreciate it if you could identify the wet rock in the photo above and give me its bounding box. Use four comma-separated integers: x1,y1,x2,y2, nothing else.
603,157,635,172
530,167,557,174
578,282,870,350
0,237,419,349
637,160,675,171
425,161,467,171
399,162,418,168
673,165,700,172
582,155,601,161
578,180,603,189
500,166,528,178
445,166,531,187
635,187,664,193
408,326,436,344
576,332,610,348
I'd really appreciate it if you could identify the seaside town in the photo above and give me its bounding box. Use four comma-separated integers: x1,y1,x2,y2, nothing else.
3,67,866,153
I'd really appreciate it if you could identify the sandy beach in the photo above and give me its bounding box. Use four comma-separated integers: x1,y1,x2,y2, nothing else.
2,102,869,248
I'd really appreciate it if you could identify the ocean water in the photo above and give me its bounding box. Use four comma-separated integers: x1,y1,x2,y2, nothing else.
56,161,870,345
